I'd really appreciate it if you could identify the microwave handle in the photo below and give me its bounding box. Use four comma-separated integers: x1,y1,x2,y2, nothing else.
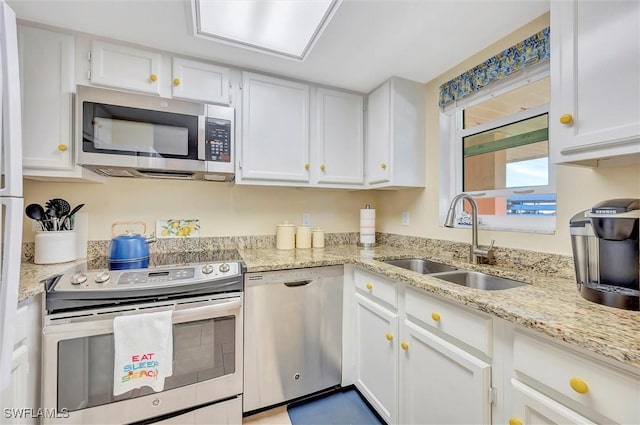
198,115,206,161
172,298,241,324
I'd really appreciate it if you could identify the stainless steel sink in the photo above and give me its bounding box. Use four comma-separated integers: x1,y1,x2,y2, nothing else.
382,258,458,274
432,270,526,290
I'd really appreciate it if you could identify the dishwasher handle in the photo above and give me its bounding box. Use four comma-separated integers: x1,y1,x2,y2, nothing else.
283,280,313,287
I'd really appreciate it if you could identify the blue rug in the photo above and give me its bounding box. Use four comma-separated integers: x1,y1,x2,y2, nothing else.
287,389,384,425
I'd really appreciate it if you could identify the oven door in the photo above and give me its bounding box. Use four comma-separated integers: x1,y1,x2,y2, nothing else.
42,294,242,424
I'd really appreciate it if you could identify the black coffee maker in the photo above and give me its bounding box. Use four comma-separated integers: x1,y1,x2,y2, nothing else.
570,198,639,310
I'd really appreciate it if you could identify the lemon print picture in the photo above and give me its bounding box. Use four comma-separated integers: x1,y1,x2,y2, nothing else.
156,219,200,238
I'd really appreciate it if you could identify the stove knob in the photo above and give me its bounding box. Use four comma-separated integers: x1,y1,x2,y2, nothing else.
70,272,87,285
219,263,231,273
202,264,214,274
95,271,111,284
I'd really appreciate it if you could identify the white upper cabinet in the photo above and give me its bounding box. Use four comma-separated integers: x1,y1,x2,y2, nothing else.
550,0,640,166
315,88,364,185
171,57,229,104
89,41,161,95
18,25,103,182
365,77,426,187
238,72,310,184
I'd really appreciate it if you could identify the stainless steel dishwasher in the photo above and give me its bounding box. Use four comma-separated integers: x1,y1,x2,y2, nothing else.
243,265,343,412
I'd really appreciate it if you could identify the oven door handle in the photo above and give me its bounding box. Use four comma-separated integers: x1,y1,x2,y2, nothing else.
172,298,241,324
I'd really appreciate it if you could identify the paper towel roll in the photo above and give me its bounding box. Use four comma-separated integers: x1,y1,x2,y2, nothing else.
360,206,376,245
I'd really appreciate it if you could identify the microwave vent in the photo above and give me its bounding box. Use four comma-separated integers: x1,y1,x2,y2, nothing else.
96,168,136,177
136,170,195,180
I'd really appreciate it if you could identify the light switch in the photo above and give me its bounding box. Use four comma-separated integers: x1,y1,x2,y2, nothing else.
302,213,311,226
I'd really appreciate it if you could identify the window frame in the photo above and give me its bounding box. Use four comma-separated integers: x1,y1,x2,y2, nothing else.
440,65,556,234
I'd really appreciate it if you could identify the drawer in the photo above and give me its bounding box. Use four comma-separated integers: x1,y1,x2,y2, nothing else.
513,330,640,425
405,287,492,356
354,269,397,309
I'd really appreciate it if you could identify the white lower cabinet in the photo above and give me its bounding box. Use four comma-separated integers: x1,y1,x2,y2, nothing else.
511,329,640,425
355,293,398,424
509,379,595,425
352,269,491,425
399,320,491,425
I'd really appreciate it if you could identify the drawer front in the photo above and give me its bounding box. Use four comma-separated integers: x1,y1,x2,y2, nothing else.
354,269,397,309
405,287,492,356
513,330,640,425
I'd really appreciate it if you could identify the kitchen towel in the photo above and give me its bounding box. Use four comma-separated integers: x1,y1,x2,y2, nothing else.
359,206,376,245
113,310,173,396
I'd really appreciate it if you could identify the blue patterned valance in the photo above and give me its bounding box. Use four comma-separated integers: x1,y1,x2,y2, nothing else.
439,27,550,109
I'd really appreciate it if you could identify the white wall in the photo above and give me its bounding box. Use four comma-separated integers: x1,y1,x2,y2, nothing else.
23,179,377,242
376,12,640,256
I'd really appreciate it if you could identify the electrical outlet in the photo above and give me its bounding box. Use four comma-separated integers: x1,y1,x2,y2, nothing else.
302,213,311,226
402,211,410,226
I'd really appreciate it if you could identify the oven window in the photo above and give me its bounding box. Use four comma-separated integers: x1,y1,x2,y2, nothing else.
57,316,236,412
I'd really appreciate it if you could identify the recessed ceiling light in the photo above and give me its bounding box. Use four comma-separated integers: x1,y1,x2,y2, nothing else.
191,0,342,61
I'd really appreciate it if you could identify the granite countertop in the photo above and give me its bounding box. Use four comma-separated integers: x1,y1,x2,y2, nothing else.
19,244,640,369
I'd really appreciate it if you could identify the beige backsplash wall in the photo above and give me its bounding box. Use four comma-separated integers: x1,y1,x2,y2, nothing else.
376,12,640,256
23,179,378,242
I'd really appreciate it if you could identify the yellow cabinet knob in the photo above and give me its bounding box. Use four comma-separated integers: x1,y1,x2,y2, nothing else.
366,283,373,290
386,333,393,341
57,144,68,152
401,342,409,351
560,113,573,125
569,377,589,394
320,164,326,171
381,162,387,169
508,418,523,425
150,74,158,82
173,78,181,86
431,312,441,322
304,163,310,170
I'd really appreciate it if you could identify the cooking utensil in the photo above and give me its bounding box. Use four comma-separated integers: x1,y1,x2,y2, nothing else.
45,198,70,217
109,221,156,262
25,203,46,231
60,203,84,230
46,208,58,231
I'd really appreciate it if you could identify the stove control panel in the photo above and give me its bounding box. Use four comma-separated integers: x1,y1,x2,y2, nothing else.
53,261,241,292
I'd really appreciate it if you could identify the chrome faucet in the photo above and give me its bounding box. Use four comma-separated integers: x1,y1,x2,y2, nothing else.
445,193,496,265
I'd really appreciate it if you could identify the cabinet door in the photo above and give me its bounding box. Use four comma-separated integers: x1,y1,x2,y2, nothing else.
316,88,364,185
366,81,391,184
355,293,398,424
550,0,640,163
509,379,595,425
90,41,161,94
18,26,75,171
172,57,229,104
399,320,491,425
240,72,310,183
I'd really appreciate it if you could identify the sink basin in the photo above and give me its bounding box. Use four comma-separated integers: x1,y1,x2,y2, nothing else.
432,270,526,291
382,258,458,274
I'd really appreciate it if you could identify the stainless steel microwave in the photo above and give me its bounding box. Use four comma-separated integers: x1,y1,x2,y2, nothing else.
76,85,234,181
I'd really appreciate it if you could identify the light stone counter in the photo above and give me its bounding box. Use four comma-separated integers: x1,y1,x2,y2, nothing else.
19,243,640,369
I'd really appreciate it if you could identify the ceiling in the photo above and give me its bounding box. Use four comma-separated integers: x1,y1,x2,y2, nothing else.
7,0,550,93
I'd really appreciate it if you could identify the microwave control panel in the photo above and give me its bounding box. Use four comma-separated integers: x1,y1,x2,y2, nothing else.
205,117,232,163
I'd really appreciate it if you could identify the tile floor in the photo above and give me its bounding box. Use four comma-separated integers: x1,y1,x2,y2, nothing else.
243,406,292,425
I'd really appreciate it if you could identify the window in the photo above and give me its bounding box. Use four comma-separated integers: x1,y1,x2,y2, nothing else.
440,67,555,233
